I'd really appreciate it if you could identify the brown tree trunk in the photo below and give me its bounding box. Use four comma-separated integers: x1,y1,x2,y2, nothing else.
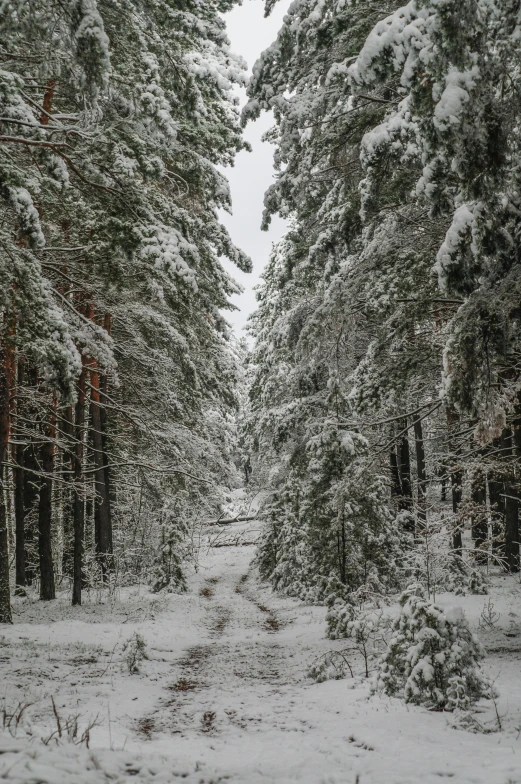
13,355,25,595
0,316,15,622
89,359,112,581
100,314,114,532
13,446,25,595
60,405,74,578
40,80,55,126
413,416,427,527
38,397,56,600
72,366,87,606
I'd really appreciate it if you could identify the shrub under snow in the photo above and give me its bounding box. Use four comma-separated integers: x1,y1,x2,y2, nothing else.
374,584,491,711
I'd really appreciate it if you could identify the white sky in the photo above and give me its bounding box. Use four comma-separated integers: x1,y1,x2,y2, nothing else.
219,0,291,338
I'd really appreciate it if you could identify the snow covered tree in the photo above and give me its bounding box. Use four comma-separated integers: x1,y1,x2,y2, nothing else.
247,237,404,599
375,583,490,710
150,497,190,594
246,0,521,612
0,0,250,613
244,0,420,601
348,0,521,564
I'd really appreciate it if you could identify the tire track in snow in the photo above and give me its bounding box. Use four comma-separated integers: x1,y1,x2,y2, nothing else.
136,556,290,740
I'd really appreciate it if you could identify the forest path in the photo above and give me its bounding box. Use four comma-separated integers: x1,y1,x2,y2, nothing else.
134,520,353,780
128,519,521,784
3,519,521,783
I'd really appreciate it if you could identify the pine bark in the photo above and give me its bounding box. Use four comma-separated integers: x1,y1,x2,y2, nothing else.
397,419,413,511
72,366,87,606
13,354,25,594
90,360,112,580
38,399,56,600
500,427,519,573
40,80,55,126
390,449,401,498
0,317,14,622
13,445,25,594
488,437,505,558
22,439,39,584
446,407,463,557
470,469,487,563
100,315,114,527
413,417,427,526
60,406,74,578
440,463,448,502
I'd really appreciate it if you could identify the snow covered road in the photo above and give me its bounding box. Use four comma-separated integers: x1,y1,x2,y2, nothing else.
1,520,521,783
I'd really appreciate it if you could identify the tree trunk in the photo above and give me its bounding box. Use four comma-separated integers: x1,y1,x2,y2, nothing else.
413,416,427,527
488,437,505,559
72,366,87,606
501,427,519,573
488,474,505,554
40,80,55,126
451,468,463,556
470,469,487,563
337,508,347,584
89,360,112,581
390,449,402,498
22,440,39,584
60,406,75,579
38,399,56,600
13,353,25,595
13,446,25,595
99,319,114,546
0,317,15,622
440,463,448,502
513,394,521,459
446,407,463,557
0,477,11,622
397,419,413,511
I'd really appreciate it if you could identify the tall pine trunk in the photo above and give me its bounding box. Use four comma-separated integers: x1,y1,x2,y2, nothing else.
22,439,39,584
38,398,56,600
488,437,505,559
390,448,402,499
470,469,487,564
446,407,463,558
100,314,114,531
72,366,87,606
397,419,413,511
501,427,519,573
90,360,112,581
60,406,74,578
413,416,427,527
0,315,15,622
13,356,25,595
13,445,25,595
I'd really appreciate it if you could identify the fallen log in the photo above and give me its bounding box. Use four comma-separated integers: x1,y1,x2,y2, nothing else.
205,515,257,526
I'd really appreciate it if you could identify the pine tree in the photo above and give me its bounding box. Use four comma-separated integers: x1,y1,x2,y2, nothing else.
375,584,490,710
0,0,250,610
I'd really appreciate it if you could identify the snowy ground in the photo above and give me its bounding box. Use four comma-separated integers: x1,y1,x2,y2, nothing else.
1,519,521,783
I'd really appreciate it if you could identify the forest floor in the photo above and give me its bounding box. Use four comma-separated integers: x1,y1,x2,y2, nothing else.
1,518,521,782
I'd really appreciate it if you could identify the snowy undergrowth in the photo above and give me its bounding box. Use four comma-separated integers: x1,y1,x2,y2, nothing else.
1,521,521,783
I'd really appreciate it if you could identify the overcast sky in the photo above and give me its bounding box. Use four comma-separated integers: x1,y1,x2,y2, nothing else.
219,0,291,338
